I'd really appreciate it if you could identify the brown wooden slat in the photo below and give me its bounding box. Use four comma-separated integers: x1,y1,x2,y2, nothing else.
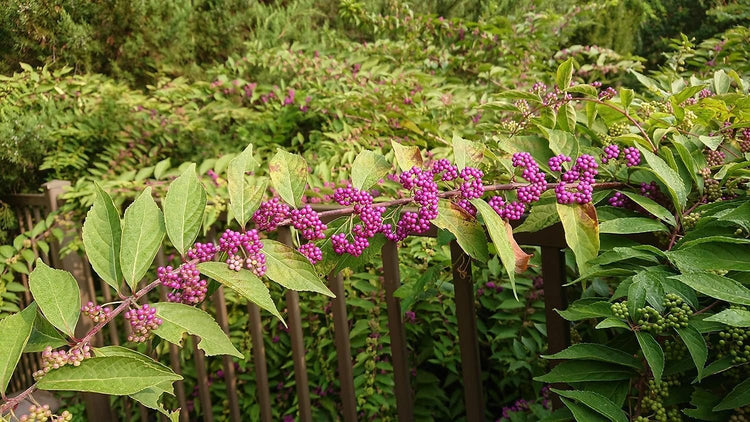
31,206,49,264
14,208,32,305
100,278,121,346
328,272,357,422
193,339,214,422
381,240,414,422
248,303,273,422
540,247,570,409
450,241,485,422
4,193,47,207
278,227,312,422
212,287,242,422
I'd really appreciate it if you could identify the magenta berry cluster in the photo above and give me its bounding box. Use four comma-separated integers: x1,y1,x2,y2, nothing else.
458,167,485,200
219,229,266,276
706,149,726,166
456,199,477,216
291,205,328,240
298,243,323,264
553,154,598,204
187,242,218,262
331,186,385,256
380,166,440,242
252,198,291,231
158,262,208,305
598,86,617,100
488,196,525,220
512,152,547,203
33,345,92,380
431,158,458,181
548,154,571,172
81,301,112,323
601,144,620,163
623,147,641,167
124,304,163,343
740,128,750,152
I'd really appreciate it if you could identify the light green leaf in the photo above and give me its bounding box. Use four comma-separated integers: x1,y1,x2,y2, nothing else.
557,203,599,274
534,361,633,383
351,151,391,191
0,304,36,395
670,273,750,305
514,200,558,233
545,129,579,159
714,379,750,411
227,144,265,228
263,240,334,297
24,305,67,352
391,140,423,171
542,343,640,369
154,158,171,180
433,201,488,262
197,262,283,322
269,149,307,208
620,88,634,111
82,182,122,291
556,58,574,91
29,259,80,336
714,69,731,94
619,192,676,226
120,187,165,292
635,145,687,212
164,164,206,256
676,325,707,380
37,356,181,395
599,217,668,234
636,331,664,382
552,389,627,422
704,308,750,327
452,134,484,170
152,302,243,359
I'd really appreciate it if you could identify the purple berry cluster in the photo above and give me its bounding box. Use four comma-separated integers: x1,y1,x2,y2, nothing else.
458,167,485,200
598,86,617,101
512,152,547,203
740,128,750,152
488,196,525,220
33,345,92,380
456,199,477,216
553,154,598,204
298,243,323,264
381,166,440,242
81,301,112,323
623,147,641,167
219,229,266,277
548,154,571,172
124,304,163,343
601,144,620,163
706,149,726,166
187,242,218,262
158,262,208,305
331,186,384,257
252,198,291,231
431,158,458,181
290,205,328,240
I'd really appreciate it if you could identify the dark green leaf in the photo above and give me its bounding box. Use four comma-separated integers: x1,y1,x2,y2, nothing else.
0,304,36,395
671,273,750,305
636,331,664,382
542,343,640,369
676,325,707,380
551,389,627,422
164,164,206,255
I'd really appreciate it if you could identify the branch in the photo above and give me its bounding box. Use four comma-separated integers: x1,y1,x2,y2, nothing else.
576,98,656,152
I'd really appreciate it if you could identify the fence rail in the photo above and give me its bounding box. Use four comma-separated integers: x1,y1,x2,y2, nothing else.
3,181,571,422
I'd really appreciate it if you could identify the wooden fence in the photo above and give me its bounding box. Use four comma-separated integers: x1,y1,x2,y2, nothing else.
4,181,571,422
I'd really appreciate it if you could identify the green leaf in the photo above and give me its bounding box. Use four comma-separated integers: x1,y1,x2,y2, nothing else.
635,331,664,382
262,240,334,297
668,242,750,272
0,304,36,395
37,356,181,395
351,151,391,191
82,183,122,290
534,361,633,383
515,199,558,233
676,325,707,380
551,389,627,422
433,201,488,262
714,69,731,94
714,378,750,411
120,187,165,292
164,164,206,256
556,58,574,91
541,343,640,369
671,273,750,305
227,145,266,228
599,217,668,234
154,158,171,179
269,149,307,208
152,302,243,358
472,199,524,296
24,305,67,352
704,308,750,327
596,318,630,330
545,129,579,159
557,300,613,321
635,145,687,212
556,203,599,274
197,262,283,322
620,88,634,111
29,259,80,336
391,141,422,171
452,134,484,170
619,192,676,226
560,398,608,422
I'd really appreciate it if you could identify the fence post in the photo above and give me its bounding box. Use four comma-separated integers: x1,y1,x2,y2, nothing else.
540,247,570,409
328,272,357,422
43,180,115,421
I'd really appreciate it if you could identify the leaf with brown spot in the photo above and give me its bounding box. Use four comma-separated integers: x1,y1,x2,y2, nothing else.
505,221,532,273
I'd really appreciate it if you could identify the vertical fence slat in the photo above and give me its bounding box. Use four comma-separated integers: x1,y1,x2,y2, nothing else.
212,287,242,422
278,227,312,422
193,338,214,422
450,241,485,422
381,240,413,422
329,272,357,422
14,208,32,305
540,247,570,409
248,303,273,422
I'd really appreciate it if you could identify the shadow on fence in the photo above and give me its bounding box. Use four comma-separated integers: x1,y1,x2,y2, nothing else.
4,181,572,422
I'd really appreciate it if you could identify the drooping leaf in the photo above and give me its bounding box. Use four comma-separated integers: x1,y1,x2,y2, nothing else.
227,144,265,228
263,239,334,297
164,164,206,256
676,325,707,380
269,149,307,208
534,361,634,383
557,300,613,321
636,331,664,382
452,134,484,170
635,145,687,212
541,343,640,369
0,304,36,395
197,262,283,322
391,140,423,171
433,201,488,262
599,217,668,234
670,273,750,305
551,389,627,422
24,306,67,352
152,302,242,358
37,356,181,395
514,199,559,233
560,398,609,422
29,259,80,336
618,191,676,226
704,308,750,327
81,182,122,290
556,203,599,274
714,378,750,411
351,151,391,191
120,187,165,292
